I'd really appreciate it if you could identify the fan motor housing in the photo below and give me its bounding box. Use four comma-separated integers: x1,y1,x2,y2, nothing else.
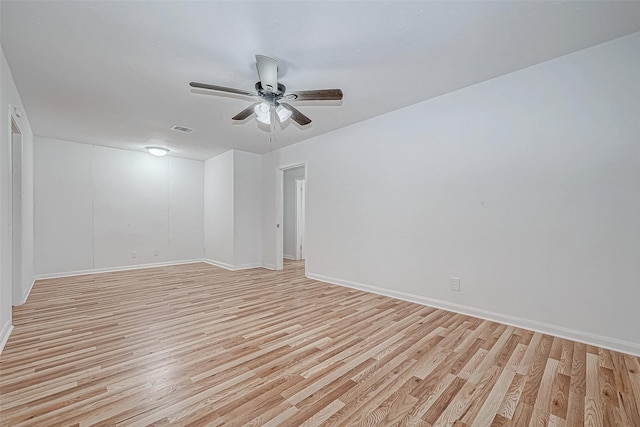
256,82,287,103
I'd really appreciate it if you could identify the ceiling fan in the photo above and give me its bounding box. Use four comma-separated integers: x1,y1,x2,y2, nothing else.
190,55,343,127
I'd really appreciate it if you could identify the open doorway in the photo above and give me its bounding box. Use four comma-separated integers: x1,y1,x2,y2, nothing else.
283,166,305,261
10,116,23,306
276,164,305,270
295,178,305,260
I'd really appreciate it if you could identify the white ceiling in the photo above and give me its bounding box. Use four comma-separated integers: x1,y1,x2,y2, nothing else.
2,1,640,161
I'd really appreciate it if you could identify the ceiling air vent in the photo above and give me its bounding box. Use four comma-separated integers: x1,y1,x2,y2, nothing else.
171,125,194,133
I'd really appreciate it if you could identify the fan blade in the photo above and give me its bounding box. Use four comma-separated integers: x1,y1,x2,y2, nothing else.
190,82,256,97
281,103,312,126
232,102,260,121
287,89,343,101
255,55,278,93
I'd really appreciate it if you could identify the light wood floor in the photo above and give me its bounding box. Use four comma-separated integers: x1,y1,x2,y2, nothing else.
1,261,639,426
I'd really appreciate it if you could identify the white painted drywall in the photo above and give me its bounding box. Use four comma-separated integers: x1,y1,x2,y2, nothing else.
1,47,35,352
283,166,305,259
204,150,234,267
34,137,205,275
233,150,262,268
261,32,640,353
93,146,170,268
203,150,261,269
34,138,93,274
169,157,204,261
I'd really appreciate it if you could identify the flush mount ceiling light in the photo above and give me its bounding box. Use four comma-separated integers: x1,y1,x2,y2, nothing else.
146,146,169,157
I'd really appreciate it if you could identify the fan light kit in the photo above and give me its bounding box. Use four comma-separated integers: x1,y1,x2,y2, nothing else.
190,55,343,127
254,102,292,125
146,146,169,157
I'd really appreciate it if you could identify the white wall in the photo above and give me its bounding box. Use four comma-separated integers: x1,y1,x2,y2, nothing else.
262,32,640,354
283,166,305,259
204,150,261,269
204,150,234,267
34,137,204,275
1,47,35,352
169,157,204,261
34,138,93,273
233,150,261,268
93,146,171,268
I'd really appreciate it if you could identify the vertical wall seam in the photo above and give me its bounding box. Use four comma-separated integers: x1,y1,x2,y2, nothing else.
231,150,235,266
91,145,95,270
167,156,170,261
31,136,35,282
202,158,206,258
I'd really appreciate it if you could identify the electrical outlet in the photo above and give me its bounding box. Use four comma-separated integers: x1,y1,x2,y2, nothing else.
450,277,461,292
131,251,137,259
154,250,159,257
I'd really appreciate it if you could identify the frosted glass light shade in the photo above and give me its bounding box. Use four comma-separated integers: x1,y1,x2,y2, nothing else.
146,146,169,157
276,105,292,122
254,102,271,124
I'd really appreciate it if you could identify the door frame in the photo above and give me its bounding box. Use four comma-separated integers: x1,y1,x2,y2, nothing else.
275,162,305,271
8,108,23,306
295,178,305,260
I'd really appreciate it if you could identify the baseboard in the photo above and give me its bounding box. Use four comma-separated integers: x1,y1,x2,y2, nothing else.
33,258,266,282
232,262,263,271
202,259,263,271
0,320,13,355
202,259,235,270
306,272,640,357
33,259,206,281
21,279,36,304
262,263,277,270
283,254,295,260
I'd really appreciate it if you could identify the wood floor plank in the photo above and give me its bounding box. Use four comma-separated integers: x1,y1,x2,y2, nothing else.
549,372,571,420
1,260,639,426
586,352,604,427
472,342,526,426
496,372,527,420
624,355,640,410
